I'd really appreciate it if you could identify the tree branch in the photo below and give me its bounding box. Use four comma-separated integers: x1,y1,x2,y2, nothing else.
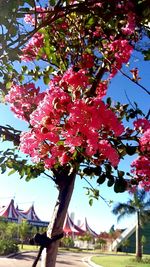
0,125,20,145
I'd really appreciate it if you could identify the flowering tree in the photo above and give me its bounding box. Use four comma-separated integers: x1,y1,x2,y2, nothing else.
0,0,150,266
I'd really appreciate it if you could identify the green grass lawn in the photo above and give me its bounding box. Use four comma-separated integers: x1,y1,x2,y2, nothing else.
91,255,150,267
19,244,39,251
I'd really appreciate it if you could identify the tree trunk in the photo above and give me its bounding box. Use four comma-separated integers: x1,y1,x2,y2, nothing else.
41,170,76,267
136,210,142,260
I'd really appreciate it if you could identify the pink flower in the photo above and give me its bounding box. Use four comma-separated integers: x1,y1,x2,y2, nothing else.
98,140,120,167
131,156,150,178
20,32,45,62
131,155,150,191
80,53,94,69
134,119,150,132
20,131,40,162
96,80,108,99
62,68,89,90
106,39,133,78
59,152,70,165
24,6,47,26
122,12,136,35
5,83,45,121
16,69,125,169
140,129,150,153
44,157,56,169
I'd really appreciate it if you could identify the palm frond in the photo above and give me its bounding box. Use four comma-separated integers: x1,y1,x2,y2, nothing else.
140,211,150,225
112,189,150,225
112,202,136,222
143,200,150,209
137,189,147,202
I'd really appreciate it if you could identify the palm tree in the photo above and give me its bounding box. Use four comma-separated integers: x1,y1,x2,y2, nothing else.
112,189,150,260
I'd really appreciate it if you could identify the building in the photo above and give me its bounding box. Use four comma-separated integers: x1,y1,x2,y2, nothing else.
0,199,48,227
0,199,99,245
111,223,150,254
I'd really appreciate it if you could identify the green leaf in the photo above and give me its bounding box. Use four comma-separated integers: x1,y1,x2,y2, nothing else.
105,164,112,173
97,174,106,185
86,17,95,28
83,167,94,176
0,157,5,164
43,75,50,85
107,177,114,187
6,160,13,168
143,50,150,60
114,178,127,193
89,198,93,206
50,0,56,6
118,170,125,178
126,145,137,156
1,164,6,174
8,169,16,176
6,81,12,89
19,168,25,178
106,97,112,106
93,166,102,176
94,189,99,199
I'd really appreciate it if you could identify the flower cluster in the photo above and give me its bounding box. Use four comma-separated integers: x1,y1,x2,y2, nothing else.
131,156,150,190
105,39,133,78
20,32,44,62
134,118,150,133
122,12,136,35
62,68,89,90
131,118,150,190
140,129,150,153
96,80,108,99
6,1,149,192
24,6,47,26
80,53,95,69
18,70,124,169
5,83,45,121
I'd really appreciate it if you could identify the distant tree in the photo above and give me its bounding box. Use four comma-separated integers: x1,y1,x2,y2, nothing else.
122,238,130,254
18,220,30,249
112,190,150,260
141,235,147,254
78,232,94,249
61,236,74,248
0,221,19,255
6,222,18,240
0,221,6,239
95,238,106,250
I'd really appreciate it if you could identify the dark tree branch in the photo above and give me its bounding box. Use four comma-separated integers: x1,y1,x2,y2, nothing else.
0,125,21,145
119,69,150,95
86,65,106,97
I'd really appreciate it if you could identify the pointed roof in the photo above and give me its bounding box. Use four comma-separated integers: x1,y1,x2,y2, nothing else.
21,204,41,221
0,199,21,219
63,214,85,236
111,224,136,251
80,218,98,237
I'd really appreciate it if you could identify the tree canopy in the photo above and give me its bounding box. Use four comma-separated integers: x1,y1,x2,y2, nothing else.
0,1,150,266
0,0,150,193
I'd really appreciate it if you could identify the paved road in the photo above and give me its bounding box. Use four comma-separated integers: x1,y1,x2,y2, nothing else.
0,251,93,267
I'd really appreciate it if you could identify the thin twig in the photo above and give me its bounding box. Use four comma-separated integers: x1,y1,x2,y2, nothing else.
119,68,150,95
101,49,150,95
43,171,55,181
83,176,110,207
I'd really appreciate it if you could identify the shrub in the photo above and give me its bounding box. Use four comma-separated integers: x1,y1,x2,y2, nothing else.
0,239,19,255
61,237,74,248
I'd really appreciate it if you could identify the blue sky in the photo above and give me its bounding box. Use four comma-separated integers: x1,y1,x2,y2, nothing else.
0,51,149,234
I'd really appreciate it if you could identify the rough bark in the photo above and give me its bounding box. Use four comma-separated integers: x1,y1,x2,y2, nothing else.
136,210,142,260
41,170,76,267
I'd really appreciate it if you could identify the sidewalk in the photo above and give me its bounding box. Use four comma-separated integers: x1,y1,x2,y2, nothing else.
82,256,103,267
